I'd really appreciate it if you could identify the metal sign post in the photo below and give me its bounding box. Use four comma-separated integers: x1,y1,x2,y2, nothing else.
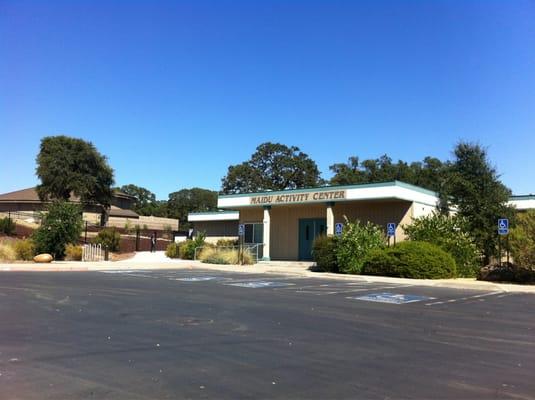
387,223,396,247
238,224,245,265
497,218,509,267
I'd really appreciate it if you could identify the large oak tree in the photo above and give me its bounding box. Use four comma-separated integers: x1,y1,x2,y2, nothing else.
36,135,115,207
221,142,323,194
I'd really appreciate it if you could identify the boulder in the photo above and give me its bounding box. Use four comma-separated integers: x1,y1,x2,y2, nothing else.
33,253,53,263
478,263,515,282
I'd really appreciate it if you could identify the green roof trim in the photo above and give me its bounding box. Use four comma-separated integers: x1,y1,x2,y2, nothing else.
188,210,238,216
510,195,535,200
218,180,438,199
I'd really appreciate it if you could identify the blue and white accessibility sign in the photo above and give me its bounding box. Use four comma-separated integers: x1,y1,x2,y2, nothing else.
238,223,245,236
387,222,396,237
335,222,344,236
498,218,509,235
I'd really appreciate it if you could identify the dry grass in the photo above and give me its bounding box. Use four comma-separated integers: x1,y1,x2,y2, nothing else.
0,241,16,261
65,244,83,261
199,247,254,265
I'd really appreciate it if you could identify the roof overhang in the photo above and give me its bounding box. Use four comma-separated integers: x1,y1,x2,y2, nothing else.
188,211,239,222
509,196,535,211
218,181,440,209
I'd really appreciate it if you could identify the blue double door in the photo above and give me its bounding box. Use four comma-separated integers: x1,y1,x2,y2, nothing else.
298,218,327,261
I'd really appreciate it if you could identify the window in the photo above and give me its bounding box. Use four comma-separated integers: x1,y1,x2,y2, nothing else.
244,223,263,244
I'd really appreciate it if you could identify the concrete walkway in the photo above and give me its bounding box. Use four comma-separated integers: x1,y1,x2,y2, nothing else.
1,252,535,293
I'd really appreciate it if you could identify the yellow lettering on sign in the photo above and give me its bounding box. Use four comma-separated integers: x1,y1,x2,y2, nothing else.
250,190,346,205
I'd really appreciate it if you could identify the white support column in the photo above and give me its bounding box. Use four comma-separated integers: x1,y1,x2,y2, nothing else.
326,202,334,236
262,206,271,261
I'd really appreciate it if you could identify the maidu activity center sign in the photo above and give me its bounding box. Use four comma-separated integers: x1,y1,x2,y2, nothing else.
250,190,346,205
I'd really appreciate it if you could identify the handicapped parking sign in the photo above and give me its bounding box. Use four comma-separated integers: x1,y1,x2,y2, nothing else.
498,218,509,235
387,223,396,237
238,224,245,236
335,222,343,236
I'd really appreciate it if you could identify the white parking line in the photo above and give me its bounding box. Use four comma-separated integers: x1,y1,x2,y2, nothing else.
291,285,413,296
425,291,504,306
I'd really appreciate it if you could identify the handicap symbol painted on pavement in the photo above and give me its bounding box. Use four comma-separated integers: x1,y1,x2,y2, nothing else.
348,292,434,304
225,281,295,289
175,277,220,282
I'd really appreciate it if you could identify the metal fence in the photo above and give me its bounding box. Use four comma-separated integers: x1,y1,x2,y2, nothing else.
82,243,103,262
0,211,42,224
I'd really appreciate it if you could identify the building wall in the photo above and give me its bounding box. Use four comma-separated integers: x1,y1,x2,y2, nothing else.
334,200,413,240
83,213,179,231
238,200,414,260
193,220,239,238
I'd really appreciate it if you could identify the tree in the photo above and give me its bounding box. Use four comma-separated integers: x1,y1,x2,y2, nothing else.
442,142,514,264
32,201,83,260
117,184,165,216
403,212,479,277
36,136,115,208
329,154,448,192
509,210,535,268
167,188,218,228
221,142,323,194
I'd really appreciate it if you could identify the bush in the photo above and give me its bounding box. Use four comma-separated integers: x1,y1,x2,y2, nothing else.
0,241,16,261
92,227,121,252
32,201,83,260
216,238,239,247
509,210,535,268
165,242,182,258
403,213,479,277
65,244,83,261
0,217,15,235
312,235,339,273
361,248,400,277
13,239,35,261
363,241,457,279
335,218,386,274
180,232,206,260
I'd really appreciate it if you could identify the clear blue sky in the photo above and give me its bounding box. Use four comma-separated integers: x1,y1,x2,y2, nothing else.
1,0,534,199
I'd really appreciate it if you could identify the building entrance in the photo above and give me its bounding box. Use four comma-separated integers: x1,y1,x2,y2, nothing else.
298,218,326,261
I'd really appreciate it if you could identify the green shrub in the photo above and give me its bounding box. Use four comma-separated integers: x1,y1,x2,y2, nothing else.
65,244,83,261
403,213,479,277
93,228,121,252
361,248,400,277
32,201,83,260
363,241,457,279
509,210,535,268
13,239,35,261
165,242,182,258
0,217,15,235
180,232,206,260
312,235,339,273
335,217,386,274
216,238,239,247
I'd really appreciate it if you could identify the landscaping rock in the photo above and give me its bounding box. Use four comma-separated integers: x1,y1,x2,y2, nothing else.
478,262,535,283
33,253,53,263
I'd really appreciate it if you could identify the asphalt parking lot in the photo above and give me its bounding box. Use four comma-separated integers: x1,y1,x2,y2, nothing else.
1,269,534,399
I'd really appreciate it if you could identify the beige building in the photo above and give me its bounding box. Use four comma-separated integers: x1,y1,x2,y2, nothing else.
215,181,440,261
187,211,239,243
508,195,535,211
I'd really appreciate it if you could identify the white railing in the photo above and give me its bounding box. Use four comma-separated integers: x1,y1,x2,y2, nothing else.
82,243,103,262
